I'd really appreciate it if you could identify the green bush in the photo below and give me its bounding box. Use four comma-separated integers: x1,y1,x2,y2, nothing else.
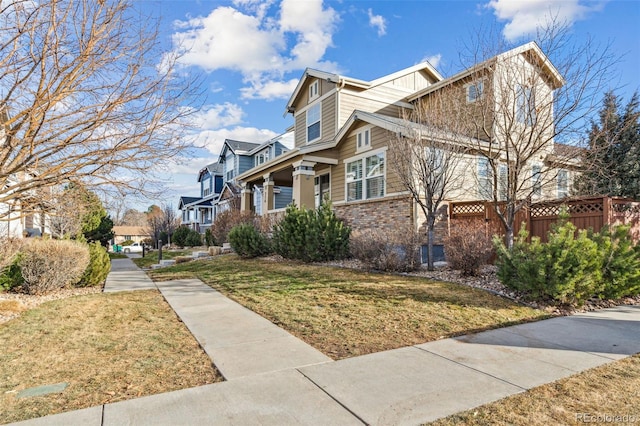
78,241,111,287
273,203,350,262
172,226,191,247
184,230,203,247
495,214,640,306
0,256,24,291
591,225,640,299
228,224,272,258
121,239,134,246
19,239,90,294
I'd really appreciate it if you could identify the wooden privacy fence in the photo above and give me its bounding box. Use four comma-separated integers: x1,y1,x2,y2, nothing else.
449,197,640,243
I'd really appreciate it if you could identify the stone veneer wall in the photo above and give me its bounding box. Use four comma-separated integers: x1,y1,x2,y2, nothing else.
334,196,414,235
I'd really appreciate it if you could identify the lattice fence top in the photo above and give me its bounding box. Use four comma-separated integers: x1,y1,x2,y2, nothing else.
612,201,640,214
451,203,485,216
531,200,603,218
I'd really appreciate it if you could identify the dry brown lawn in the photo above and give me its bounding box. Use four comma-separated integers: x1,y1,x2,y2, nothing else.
146,255,549,360
0,290,221,424
429,354,640,425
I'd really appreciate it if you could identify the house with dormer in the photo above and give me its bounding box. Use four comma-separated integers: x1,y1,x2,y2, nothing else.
235,42,579,246
178,131,294,234
178,161,224,234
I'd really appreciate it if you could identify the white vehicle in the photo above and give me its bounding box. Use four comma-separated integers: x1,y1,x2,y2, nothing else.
122,242,144,253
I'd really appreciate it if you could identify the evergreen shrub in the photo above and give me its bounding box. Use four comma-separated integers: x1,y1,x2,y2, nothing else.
79,241,111,287
228,224,272,258
272,203,350,262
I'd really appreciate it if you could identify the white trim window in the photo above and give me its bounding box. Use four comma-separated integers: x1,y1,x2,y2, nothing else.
306,103,321,143
255,150,269,166
531,164,542,197
466,80,484,103
477,156,493,200
557,169,569,198
517,84,536,126
309,79,319,102
202,176,211,197
356,127,371,152
346,151,385,201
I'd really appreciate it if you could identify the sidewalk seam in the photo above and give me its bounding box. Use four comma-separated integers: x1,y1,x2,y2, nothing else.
414,346,528,391
100,404,105,426
296,369,368,425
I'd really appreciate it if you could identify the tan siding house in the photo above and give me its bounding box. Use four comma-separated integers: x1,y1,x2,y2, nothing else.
235,42,577,259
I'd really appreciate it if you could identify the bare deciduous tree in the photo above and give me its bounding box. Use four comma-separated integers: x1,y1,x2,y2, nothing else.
453,17,618,248
0,0,201,223
145,204,179,247
387,97,467,270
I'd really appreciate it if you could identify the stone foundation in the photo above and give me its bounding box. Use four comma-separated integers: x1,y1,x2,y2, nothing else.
334,196,414,235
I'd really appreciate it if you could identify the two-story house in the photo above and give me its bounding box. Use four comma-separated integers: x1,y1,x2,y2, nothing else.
178,161,224,234
236,42,579,246
178,131,294,234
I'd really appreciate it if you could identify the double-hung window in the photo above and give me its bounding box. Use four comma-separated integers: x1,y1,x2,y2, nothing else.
477,156,493,200
202,177,211,197
557,169,568,198
307,103,321,143
346,151,385,201
531,164,542,196
517,84,536,126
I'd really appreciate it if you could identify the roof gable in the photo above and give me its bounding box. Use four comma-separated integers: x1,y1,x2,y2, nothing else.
220,139,261,159
408,41,564,102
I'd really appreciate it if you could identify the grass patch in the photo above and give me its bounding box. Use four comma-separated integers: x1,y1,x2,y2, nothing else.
149,255,549,360
132,250,193,269
428,354,640,425
0,290,221,424
108,253,128,260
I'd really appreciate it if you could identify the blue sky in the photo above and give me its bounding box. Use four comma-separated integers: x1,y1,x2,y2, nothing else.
135,0,640,209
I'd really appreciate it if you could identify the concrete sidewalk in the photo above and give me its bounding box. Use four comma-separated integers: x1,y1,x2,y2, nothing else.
11,259,640,425
103,256,156,292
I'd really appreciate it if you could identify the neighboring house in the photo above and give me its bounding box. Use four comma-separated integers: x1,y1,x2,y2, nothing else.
0,179,50,238
179,161,224,234
178,132,294,234
234,42,579,247
1,106,51,239
112,226,147,244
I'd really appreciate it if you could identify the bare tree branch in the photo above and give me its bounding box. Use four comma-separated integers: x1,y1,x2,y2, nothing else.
0,0,203,222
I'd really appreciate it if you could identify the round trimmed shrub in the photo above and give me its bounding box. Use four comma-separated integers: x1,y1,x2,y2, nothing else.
19,239,90,294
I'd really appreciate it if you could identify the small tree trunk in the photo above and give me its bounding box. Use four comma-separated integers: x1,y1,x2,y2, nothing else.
426,214,436,271
505,226,514,250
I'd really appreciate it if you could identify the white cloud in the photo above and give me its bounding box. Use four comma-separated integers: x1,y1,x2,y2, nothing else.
170,0,341,100
486,0,607,41
194,126,279,157
240,78,300,100
367,8,387,36
192,103,245,129
421,54,442,69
